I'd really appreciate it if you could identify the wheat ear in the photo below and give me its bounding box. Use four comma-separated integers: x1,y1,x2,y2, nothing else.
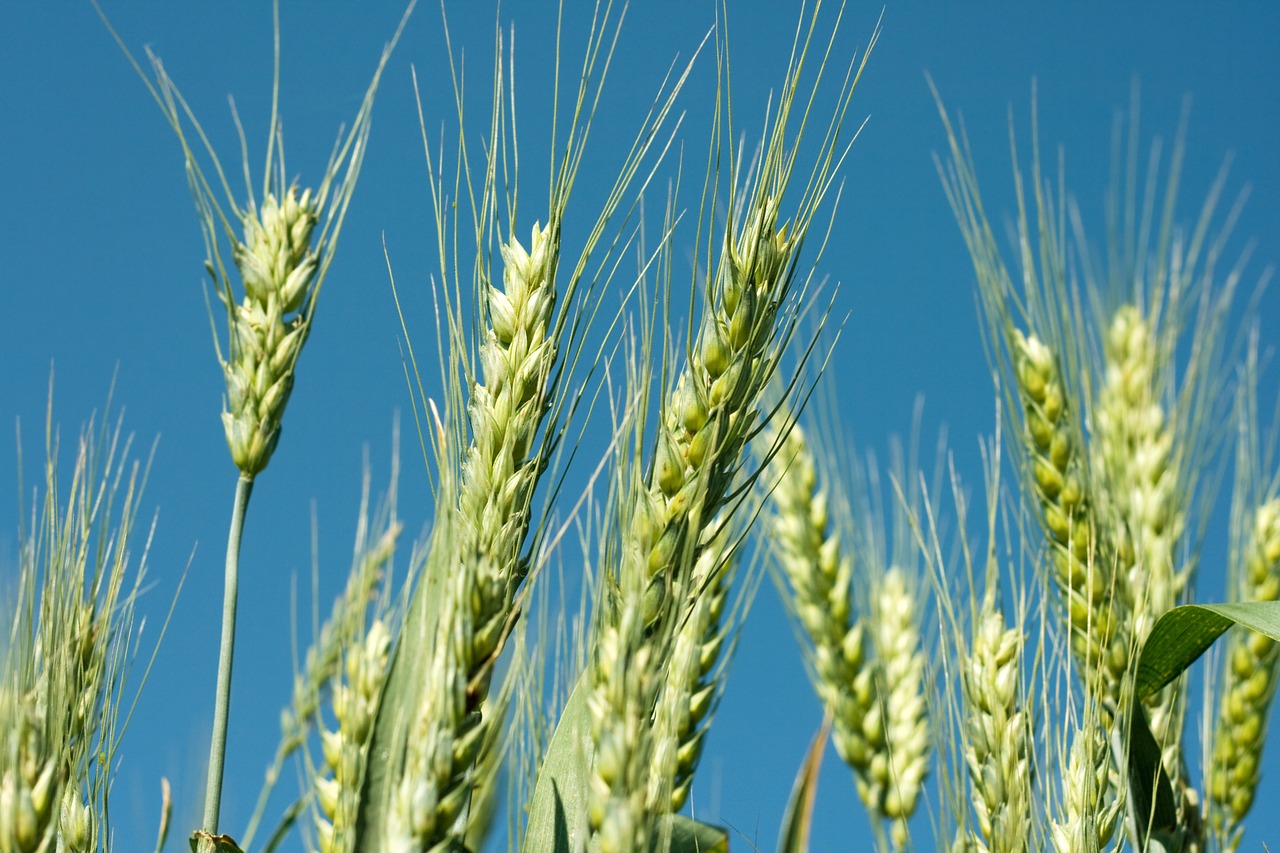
962,606,1031,853
0,410,147,853
550,7,872,848
1013,330,1131,700
316,620,393,853
647,518,736,813
1209,499,1280,851
588,197,801,850
869,566,931,848
1050,719,1119,853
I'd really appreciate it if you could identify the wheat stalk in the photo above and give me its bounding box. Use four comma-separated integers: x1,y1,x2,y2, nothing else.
97,9,410,846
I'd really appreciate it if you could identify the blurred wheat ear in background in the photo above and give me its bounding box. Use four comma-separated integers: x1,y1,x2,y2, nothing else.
1,400,153,853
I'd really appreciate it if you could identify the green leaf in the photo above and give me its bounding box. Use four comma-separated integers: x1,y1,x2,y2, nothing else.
1123,600,1280,852
653,815,730,852
1123,702,1178,851
522,676,729,853
777,716,830,853
353,522,457,851
1134,602,1280,702
523,675,595,853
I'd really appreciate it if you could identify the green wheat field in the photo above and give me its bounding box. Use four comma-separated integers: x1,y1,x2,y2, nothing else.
2,3,1279,852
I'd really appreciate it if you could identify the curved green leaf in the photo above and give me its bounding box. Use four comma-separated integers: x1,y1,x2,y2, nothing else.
1124,601,1280,852
777,716,830,853
654,815,729,852
1134,602,1280,702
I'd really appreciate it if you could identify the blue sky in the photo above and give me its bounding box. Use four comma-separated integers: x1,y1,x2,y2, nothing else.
2,3,1278,851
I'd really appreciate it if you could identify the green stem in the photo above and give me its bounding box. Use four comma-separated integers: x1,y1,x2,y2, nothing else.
203,474,255,841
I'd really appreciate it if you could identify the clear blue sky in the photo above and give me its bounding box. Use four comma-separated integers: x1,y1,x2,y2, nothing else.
2,3,1278,851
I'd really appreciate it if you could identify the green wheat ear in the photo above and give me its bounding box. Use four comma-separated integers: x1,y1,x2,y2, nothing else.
96,6,413,849
97,2,411,479
1,403,150,853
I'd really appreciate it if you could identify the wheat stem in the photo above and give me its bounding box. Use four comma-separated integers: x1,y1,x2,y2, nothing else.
202,474,254,842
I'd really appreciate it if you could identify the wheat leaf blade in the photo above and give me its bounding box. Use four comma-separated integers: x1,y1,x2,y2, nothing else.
1134,602,1280,701
523,676,595,853
777,716,831,853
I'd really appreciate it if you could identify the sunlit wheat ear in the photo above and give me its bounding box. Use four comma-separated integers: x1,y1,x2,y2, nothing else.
962,606,1031,853
1209,499,1280,851
647,517,738,813
1012,330,1130,699
589,193,805,853
385,551,479,853
315,620,392,853
632,200,798,632
285,521,401,762
869,567,930,848
1050,717,1118,853
218,187,320,476
587,569,661,853
1093,305,1183,639
584,7,874,841
762,422,886,828
363,3,697,845
0,409,148,853
1091,302,1203,789
97,7,408,478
